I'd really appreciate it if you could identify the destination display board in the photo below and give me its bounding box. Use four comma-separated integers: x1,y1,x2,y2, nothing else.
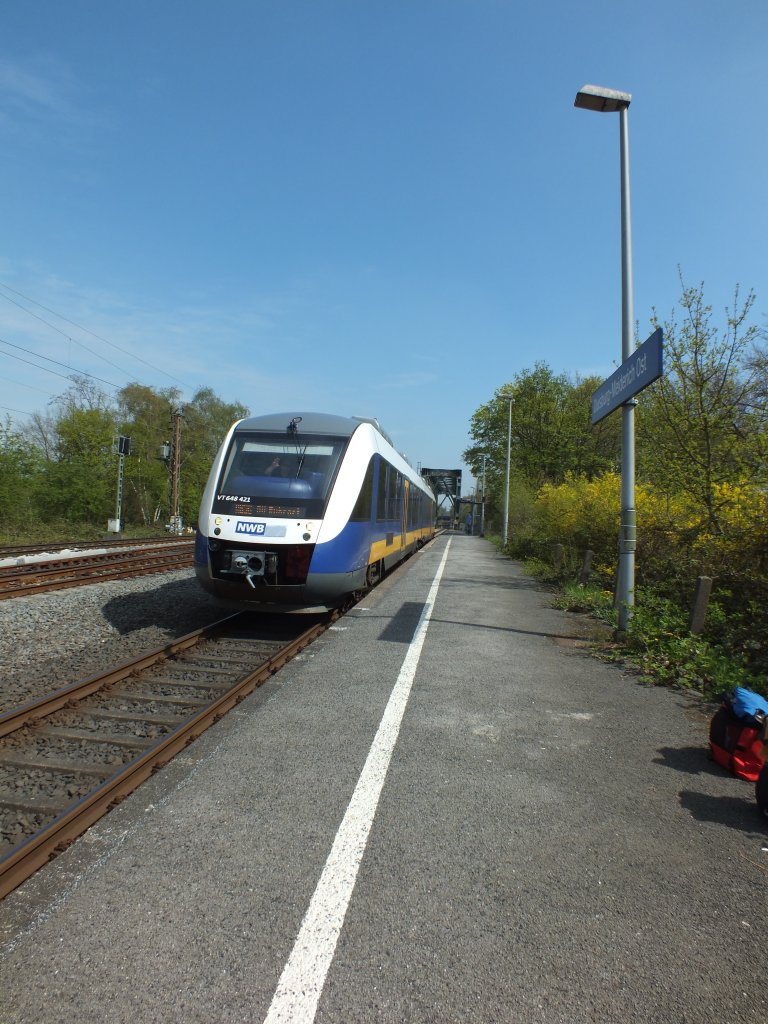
591,328,664,425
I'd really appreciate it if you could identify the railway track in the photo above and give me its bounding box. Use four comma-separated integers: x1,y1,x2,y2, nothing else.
0,611,329,900
0,540,195,599
0,535,189,559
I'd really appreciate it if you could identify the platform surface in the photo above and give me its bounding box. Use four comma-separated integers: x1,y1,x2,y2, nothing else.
1,534,766,1023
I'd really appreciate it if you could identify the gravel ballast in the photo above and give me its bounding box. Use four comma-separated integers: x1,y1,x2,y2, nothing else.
0,570,227,714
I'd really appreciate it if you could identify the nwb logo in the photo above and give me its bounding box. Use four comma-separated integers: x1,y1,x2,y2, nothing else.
235,521,266,535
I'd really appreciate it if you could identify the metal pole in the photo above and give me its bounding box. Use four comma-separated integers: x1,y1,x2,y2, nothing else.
170,407,183,533
503,397,512,547
618,105,635,631
480,453,486,536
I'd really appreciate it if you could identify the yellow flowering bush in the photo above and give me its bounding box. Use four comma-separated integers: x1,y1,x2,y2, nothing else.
536,472,620,555
690,482,768,574
533,472,766,583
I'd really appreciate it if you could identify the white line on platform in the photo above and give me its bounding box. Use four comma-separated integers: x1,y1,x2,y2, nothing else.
262,539,452,1024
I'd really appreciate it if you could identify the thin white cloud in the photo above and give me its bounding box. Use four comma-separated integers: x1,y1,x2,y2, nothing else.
0,55,103,136
0,268,329,420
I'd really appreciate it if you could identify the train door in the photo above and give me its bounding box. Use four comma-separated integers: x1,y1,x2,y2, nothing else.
401,478,409,550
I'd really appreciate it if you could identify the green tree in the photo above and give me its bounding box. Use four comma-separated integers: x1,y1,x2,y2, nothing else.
638,276,766,531
3,376,254,535
46,378,119,523
117,383,182,526
0,418,46,533
743,340,768,469
464,363,621,533
171,388,249,524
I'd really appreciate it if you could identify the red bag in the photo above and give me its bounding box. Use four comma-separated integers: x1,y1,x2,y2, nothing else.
709,705,766,782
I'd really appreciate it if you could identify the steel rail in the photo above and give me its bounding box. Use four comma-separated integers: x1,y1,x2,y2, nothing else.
0,613,242,738
0,536,194,559
0,548,194,600
0,613,328,900
0,542,193,576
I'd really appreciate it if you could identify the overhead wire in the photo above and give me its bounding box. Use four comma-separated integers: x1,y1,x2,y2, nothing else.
0,374,54,397
0,403,36,417
0,291,136,379
0,280,193,390
0,335,121,390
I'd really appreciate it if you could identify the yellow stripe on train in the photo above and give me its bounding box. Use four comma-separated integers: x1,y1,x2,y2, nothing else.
367,526,433,564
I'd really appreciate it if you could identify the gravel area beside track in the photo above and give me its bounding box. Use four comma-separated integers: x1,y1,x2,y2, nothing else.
0,570,227,714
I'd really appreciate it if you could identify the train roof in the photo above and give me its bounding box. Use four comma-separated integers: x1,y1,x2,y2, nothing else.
233,412,393,445
232,412,432,485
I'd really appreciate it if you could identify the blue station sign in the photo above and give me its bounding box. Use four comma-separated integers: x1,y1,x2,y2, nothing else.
591,328,664,425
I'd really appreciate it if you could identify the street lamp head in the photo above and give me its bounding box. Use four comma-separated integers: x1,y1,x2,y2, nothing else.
574,84,631,113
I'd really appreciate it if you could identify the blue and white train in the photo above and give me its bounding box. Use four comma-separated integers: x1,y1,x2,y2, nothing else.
195,412,436,611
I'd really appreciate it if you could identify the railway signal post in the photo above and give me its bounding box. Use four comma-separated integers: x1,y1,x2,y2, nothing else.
108,434,131,533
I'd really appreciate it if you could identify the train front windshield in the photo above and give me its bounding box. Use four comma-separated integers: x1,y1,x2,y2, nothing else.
212,431,349,520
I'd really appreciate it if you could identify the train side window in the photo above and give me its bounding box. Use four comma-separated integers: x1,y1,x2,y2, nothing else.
376,462,390,522
385,470,393,519
388,471,402,520
410,491,419,528
350,458,375,522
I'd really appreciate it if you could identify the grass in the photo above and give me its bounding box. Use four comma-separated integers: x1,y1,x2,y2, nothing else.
523,558,765,699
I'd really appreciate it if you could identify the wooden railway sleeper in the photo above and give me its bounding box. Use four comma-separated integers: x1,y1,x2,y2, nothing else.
62,708,188,726
104,689,211,707
0,755,111,777
130,676,233,691
153,664,239,677
0,796,71,815
33,726,154,747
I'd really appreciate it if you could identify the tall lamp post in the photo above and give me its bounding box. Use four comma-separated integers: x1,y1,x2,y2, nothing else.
502,395,513,548
574,83,635,631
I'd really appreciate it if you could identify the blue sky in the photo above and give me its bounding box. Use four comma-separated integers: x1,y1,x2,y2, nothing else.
1,0,766,485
